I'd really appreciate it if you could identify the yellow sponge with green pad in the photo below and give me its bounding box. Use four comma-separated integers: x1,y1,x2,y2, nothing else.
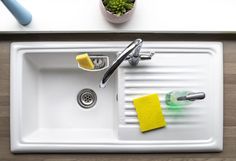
76,53,94,70
133,93,166,132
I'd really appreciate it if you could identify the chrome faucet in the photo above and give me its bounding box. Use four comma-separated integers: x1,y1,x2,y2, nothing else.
99,38,153,88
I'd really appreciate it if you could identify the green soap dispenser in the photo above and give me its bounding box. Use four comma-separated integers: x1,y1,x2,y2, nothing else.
165,91,205,106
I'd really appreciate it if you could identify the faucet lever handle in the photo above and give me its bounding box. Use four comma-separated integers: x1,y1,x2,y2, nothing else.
139,52,155,60
125,52,155,61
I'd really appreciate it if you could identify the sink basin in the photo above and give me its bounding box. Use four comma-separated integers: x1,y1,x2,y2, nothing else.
11,42,223,153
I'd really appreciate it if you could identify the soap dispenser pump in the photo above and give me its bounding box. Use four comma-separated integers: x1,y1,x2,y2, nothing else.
165,91,205,106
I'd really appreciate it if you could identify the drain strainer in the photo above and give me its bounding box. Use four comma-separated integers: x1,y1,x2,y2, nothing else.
77,88,97,109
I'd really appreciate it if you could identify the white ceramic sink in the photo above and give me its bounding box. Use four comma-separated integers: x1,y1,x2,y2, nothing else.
11,42,223,153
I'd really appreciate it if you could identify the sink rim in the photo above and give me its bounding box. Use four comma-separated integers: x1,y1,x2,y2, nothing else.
11,42,223,153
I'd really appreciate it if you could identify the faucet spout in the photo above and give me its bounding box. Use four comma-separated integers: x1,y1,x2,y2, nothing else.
99,39,143,88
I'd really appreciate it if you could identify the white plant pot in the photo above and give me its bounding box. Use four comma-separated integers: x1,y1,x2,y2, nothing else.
100,0,136,24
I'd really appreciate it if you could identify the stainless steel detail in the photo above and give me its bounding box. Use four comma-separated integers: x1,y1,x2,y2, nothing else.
77,88,97,109
125,52,154,61
91,57,106,69
99,38,144,88
177,92,206,101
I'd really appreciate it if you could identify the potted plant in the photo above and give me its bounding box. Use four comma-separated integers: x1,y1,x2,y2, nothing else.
100,0,136,24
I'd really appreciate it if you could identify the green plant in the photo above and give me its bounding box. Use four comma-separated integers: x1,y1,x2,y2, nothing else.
103,0,135,16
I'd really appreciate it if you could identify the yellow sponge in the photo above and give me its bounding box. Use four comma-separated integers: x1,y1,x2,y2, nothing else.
76,53,94,70
133,93,166,132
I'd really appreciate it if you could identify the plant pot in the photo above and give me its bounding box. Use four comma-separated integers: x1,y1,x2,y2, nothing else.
100,0,136,24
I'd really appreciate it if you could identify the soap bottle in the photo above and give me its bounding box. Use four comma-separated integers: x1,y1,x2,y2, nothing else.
165,91,205,106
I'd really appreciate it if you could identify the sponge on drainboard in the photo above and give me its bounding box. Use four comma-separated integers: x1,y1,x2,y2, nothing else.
133,93,166,132
76,53,94,70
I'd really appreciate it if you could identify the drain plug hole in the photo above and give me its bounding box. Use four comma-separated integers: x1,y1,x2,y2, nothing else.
77,88,97,109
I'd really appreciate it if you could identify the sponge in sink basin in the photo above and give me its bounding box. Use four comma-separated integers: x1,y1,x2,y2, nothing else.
133,93,166,132
76,53,94,70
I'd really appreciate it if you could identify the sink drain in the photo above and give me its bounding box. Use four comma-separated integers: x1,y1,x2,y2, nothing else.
77,88,97,109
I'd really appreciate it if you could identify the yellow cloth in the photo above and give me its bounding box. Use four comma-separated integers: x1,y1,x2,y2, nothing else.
133,93,166,132
76,53,94,70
